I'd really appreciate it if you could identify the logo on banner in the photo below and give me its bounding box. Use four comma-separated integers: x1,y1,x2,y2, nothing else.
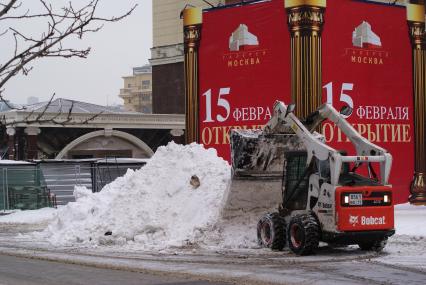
352,21,381,49
223,24,267,68
345,21,389,65
229,24,259,51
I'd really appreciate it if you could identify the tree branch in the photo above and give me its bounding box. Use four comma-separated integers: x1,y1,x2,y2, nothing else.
0,0,19,18
0,0,137,117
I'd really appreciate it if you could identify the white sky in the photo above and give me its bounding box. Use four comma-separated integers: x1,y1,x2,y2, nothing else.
1,0,152,106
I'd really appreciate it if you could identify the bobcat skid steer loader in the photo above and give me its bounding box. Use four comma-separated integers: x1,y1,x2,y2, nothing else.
224,101,395,255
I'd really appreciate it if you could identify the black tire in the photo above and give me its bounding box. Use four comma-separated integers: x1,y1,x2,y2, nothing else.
358,238,388,252
287,213,320,255
257,213,286,250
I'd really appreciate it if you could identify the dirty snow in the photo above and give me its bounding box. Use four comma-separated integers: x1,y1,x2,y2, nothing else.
36,142,232,249
0,142,425,253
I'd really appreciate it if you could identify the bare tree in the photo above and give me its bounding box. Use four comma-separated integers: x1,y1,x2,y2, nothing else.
0,0,136,125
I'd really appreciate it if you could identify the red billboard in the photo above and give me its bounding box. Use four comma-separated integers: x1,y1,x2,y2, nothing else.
199,0,291,159
198,0,413,203
322,1,413,204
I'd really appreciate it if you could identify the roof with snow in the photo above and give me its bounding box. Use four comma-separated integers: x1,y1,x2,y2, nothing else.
1,97,184,130
133,65,152,75
0,101,18,112
22,98,129,114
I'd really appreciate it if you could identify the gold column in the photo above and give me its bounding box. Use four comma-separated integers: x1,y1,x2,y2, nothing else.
407,3,426,205
285,0,326,119
183,8,202,144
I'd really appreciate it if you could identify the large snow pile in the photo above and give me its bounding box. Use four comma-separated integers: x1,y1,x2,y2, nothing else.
38,143,231,248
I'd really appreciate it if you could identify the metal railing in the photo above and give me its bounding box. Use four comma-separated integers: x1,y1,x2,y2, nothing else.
0,166,55,211
0,159,147,210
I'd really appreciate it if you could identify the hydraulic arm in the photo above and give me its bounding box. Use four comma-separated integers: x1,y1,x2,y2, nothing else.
263,101,392,186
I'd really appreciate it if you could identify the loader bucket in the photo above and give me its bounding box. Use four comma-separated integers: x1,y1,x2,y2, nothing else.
221,129,306,219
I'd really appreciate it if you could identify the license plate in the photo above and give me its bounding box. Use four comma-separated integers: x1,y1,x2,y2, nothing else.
349,194,363,206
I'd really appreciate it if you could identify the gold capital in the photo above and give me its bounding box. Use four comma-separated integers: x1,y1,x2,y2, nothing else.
285,0,326,8
407,4,425,23
183,7,202,26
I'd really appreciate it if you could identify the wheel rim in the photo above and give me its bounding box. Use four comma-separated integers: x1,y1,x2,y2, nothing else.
290,224,303,248
261,222,272,245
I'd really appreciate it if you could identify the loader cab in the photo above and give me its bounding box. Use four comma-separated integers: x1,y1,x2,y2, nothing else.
318,159,331,182
338,165,382,187
281,151,354,211
317,151,351,184
281,151,309,210
316,152,380,187
334,151,383,187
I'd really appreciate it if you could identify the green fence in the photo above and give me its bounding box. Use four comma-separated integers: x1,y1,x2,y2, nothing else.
0,164,52,211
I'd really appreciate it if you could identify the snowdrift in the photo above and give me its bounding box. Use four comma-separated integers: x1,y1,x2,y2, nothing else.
38,143,258,249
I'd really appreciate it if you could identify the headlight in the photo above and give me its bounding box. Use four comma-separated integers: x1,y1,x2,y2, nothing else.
344,195,349,204
384,194,389,203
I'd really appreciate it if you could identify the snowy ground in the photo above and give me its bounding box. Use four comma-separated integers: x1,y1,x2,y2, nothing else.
0,143,425,284
1,203,424,257
375,203,426,272
1,143,259,251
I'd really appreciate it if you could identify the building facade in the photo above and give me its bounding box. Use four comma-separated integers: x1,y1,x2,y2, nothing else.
119,65,153,113
151,0,234,114
1,98,184,161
